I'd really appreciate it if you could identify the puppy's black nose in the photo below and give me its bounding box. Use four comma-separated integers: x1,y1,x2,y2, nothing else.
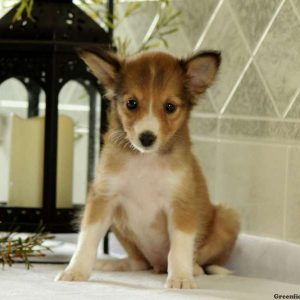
139,131,156,147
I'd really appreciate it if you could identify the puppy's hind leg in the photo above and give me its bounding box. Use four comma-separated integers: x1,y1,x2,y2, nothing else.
196,204,240,272
95,226,150,272
55,192,114,282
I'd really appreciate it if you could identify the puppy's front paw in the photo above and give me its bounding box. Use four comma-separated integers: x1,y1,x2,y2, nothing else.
165,276,197,289
55,269,89,282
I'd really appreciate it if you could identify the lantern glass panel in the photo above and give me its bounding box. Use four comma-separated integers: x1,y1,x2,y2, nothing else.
0,77,46,207
57,80,101,207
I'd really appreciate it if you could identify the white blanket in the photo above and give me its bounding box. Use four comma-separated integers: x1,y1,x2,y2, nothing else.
0,264,299,300
1,234,300,300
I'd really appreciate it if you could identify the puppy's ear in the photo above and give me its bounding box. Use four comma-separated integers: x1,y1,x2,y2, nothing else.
77,47,122,90
184,51,221,103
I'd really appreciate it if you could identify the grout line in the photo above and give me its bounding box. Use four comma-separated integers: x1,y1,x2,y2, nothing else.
283,85,300,118
193,0,224,50
290,0,300,22
191,112,218,118
226,0,252,56
191,135,217,142
220,0,286,115
206,90,219,113
191,112,300,123
214,113,222,202
191,135,300,147
283,146,291,240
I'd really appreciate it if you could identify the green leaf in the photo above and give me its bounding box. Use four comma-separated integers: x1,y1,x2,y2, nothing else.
13,2,26,22
160,27,178,36
124,2,141,18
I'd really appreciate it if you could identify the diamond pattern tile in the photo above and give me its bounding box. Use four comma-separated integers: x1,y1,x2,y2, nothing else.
291,0,300,14
194,92,216,114
197,0,250,111
155,26,193,57
255,0,300,114
287,92,300,118
111,0,300,122
229,0,281,49
224,64,277,116
172,0,220,48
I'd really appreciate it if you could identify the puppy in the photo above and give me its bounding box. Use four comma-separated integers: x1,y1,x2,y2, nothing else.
55,49,240,289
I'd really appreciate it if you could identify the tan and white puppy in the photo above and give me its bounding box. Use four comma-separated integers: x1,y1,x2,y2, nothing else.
55,49,240,289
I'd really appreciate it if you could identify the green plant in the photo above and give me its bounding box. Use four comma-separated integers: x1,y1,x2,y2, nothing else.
5,0,181,56
12,0,34,22
0,226,54,269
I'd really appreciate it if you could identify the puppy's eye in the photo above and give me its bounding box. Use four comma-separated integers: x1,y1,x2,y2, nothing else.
164,102,177,114
127,98,138,110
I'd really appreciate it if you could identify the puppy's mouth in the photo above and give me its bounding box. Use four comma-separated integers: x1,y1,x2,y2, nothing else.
110,129,160,153
130,140,158,154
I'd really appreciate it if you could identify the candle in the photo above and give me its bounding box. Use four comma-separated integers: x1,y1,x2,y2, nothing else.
5,114,74,208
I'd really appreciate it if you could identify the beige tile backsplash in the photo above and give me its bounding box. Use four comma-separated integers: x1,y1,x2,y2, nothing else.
172,0,300,242
215,142,286,237
286,147,300,243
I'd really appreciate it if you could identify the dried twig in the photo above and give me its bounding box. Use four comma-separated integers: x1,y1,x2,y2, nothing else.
0,226,54,270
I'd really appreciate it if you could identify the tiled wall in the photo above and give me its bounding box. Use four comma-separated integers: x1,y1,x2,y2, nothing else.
117,0,300,243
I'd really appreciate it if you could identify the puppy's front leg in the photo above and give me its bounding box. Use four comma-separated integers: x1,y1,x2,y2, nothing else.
55,193,113,282
165,210,197,289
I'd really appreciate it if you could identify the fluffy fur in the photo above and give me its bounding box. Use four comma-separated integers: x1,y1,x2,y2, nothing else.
55,49,240,289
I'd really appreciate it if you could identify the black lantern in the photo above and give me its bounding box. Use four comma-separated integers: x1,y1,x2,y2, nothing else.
0,0,113,233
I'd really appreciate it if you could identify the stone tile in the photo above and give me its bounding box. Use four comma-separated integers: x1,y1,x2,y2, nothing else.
192,140,217,201
189,116,218,137
224,64,277,117
194,92,216,114
198,1,250,111
220,118,300,143
235,202,284,238
173,0,220,48
255,1,300,114
229,0,281,49
291,0,300,14
285,147,300,243
215,141,286,237
286,92,300,119
156,26,193,56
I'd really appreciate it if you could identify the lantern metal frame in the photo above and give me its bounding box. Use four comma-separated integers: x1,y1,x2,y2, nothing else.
0,0,113,240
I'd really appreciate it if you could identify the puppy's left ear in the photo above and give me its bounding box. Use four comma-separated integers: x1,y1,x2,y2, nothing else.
184,51,221,103
77,47,122,93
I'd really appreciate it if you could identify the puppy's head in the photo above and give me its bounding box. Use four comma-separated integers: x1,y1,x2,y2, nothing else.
79,48,220,153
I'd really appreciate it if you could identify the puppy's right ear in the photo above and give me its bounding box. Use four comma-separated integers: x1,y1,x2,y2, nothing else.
77,48,122,90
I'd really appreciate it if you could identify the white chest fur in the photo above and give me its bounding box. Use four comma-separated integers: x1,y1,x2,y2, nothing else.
107,153,183,208
105,153,184,266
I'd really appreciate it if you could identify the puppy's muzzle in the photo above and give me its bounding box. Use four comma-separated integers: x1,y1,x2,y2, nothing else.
139,131,157,147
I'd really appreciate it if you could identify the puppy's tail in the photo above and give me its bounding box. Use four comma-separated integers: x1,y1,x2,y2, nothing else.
204,264,233,275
